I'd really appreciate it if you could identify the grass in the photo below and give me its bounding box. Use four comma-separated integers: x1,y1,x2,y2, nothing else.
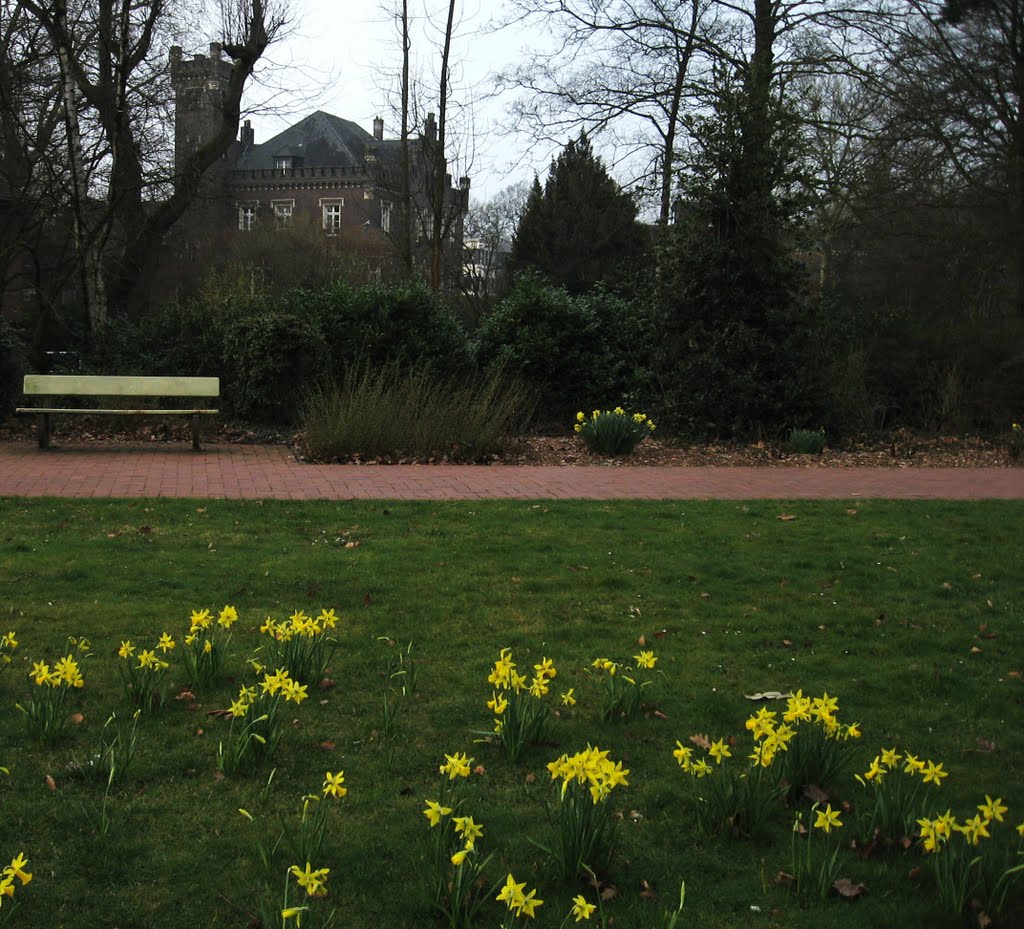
0,497,1022,928
301,363,535,462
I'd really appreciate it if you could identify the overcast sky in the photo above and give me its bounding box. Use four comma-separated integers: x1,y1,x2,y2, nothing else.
240,0,554,202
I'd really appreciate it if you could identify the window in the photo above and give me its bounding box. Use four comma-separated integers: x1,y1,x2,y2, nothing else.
238,203,257,231
321,200,343,235
275,157,292,170
381,202,392,234
273,200,294,226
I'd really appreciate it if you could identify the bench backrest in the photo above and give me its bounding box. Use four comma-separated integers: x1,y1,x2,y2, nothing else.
23,375,219,397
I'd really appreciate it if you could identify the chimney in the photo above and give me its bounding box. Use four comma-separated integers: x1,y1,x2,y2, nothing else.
373,117,384,140
240,119,254,148
209,42,222,59
424,112,436,142
459,176,470,190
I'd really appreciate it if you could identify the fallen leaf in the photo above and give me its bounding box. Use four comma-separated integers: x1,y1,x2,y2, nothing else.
176,690,196,701
700,592,710,599
775,871,794,885
976,738,997,753
196,507,207,513
71,712,84,725
318,679,336,690
846,508,857,515
473,765,486,776
777,514,797,521
629,810,644,822
318,740,336,751
206,708,233,718
291,719,302,729
1009,671,1022,680
652,710,669,720
525,772,537,784
908,867,922,881
45,774,57,791
186,702,200,712
653,629,667,639
214,770,225,781
970,646,983,654
363,593,372,606
600,885,619,902
833,878,867,899
689,733,711,750
639,879,657,900
942,582,952,590
344,540,359,549
782,639,793,647
803,784,829,804
195,727,204,736
978,911,992,928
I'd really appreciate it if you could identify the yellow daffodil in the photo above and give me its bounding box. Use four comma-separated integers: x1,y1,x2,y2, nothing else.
497,873,526,910
439,751,472,779
571,894,596,921
323,771,347,798
423,800,453,826
978,795,1008,823
922,759,948,786
672,741,693,770
560,688,576,706
280,907,307,925
157,632,176,652
813,803,842,833
708,738,732,764
515,887,543,918
118,640,135,658
289,862,329,896
633,650,657,669
6,853,31,886
451,847,471,866
880,746,901,769
217,605,238,628
453,815,483,843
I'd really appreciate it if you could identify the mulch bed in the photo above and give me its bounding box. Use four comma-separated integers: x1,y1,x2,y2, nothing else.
1,416,1014,468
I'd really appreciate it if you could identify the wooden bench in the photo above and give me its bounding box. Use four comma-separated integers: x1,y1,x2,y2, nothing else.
16,375,220,451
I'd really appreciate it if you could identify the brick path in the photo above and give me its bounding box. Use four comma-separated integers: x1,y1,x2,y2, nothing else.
1,440,1021,499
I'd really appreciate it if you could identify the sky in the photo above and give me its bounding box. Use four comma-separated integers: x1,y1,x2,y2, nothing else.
240,0,556,203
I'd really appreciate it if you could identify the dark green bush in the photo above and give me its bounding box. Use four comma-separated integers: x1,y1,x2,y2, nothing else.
221,307,330,422
308,280,473,379
473,273,654,427
786,428,827,455
0,315,27,414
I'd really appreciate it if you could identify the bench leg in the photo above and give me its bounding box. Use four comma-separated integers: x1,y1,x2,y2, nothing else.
192,413,201,451
37,413,50,449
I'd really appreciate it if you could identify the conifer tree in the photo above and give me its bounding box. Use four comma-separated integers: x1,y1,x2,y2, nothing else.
509,134,644,294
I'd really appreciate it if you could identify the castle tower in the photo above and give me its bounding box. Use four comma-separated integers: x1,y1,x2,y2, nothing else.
169,43,234,181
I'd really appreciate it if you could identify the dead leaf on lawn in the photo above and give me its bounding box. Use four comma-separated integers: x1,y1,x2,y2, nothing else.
908,866,922,881
775,871,794,885
846,509,857,516
291,719,302,729
176,690,196,701
318,740,336,751
777,514,797,521
637,635,646,647
214,770,225,781
977,911,993,928
71,713,84,725
344,540,359,549
976,738,998,753
782,639,793,647
629,810,644,822
651,710,669,720
639,880,657,900
525,772,537,784
318,679,336,690
473,765,486,776
942,582,952,590
970,646,983,654
206,708,233,718
600,885,619,902
833,878,867,899
803,784,829,804
653,629,668,639
689,733,711,750
45,774,57,791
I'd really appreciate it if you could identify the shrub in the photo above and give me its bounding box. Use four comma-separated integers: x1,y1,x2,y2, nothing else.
473,273,654,428
0,316,27,415
574,407,655,456
301,362,534,462
787,428,826,455
221,306,330,422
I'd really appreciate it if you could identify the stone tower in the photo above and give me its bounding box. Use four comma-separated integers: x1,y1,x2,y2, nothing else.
169,42,234,184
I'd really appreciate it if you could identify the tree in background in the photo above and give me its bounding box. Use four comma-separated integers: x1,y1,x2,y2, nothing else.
508,134,647,294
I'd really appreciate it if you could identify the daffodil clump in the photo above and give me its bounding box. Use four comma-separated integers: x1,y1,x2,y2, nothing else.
182,605,237,689
0,630,17,676
790,802,845,899
774,690,861,801
217,668,309,775
485,648,558,762
590,649,658,720
0,852,32,915
574,407,656,456
295,771,349,864
256,609,340,686
496,873,543,925
278,862,332,929
423,751,494,928
673,720,787,838
544,746,629,880
916,796,1024,917
115,633,175,710
855,746,947,843
16,647,86,742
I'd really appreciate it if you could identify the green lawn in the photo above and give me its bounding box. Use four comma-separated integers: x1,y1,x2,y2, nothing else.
0,497,1021,928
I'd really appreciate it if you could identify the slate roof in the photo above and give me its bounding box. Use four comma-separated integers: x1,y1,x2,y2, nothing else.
234,111,376,170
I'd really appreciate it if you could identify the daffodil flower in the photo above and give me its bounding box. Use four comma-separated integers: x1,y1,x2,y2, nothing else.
571,894,596,921
813,803,842,833
323,771,347,798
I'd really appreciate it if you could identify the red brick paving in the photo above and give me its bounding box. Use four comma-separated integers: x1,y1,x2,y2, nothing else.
0,440,1022,499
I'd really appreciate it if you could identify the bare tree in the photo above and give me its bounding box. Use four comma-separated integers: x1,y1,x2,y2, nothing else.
12,0,290,327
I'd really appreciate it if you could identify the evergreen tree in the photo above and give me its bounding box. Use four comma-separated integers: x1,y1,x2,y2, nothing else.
509,134,645,294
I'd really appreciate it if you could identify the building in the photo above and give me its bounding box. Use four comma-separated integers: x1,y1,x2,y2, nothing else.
168,43,470,286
